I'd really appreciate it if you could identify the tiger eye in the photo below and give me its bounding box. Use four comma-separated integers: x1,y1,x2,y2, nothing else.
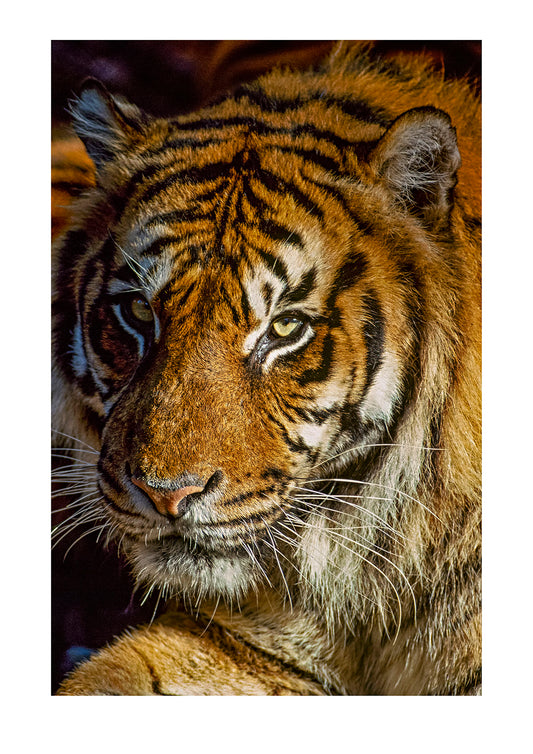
271,317,302,338
130,297,154,323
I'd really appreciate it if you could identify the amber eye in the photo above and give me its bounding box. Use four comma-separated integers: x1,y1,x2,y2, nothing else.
129,297,154,323
271,316,304,339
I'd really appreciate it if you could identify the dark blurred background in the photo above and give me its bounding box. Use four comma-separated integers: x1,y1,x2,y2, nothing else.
51,40,481,693
52,40,481,124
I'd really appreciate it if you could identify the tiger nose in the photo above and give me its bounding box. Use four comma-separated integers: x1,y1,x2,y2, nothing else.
131,476,204,518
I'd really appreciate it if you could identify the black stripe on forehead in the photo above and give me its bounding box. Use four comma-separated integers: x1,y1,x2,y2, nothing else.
243,241,290,286
138,146,328,231
254,168,324,221
229,86,391,125
256,218,304,252
113,116,378,215
279,266,317,307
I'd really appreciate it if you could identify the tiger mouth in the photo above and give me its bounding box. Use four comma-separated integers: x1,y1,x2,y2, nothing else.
100,488,288,555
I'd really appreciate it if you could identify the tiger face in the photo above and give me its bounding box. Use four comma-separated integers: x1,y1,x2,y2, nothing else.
54,70,464,606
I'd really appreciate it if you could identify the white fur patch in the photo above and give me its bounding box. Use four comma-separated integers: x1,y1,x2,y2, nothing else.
296,421,330,449
261,327,315,371
358,350,400,423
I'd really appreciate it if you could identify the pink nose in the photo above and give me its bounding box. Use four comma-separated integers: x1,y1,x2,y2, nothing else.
131,477,203,517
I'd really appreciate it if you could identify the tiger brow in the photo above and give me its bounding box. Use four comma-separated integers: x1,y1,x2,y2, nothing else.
278,266,317,307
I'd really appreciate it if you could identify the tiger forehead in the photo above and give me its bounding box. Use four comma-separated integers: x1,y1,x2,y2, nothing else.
242,241,328,319
135,239,328,329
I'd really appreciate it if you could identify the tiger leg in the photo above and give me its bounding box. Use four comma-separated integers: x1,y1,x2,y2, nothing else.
56,611,326,696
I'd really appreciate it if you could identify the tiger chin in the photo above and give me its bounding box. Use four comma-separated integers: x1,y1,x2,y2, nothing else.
53,42,481,696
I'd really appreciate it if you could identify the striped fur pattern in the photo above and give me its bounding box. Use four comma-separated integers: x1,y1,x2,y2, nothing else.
53,43,481,695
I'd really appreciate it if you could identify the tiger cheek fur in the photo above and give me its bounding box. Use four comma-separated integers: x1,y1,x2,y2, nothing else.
53,43,480,695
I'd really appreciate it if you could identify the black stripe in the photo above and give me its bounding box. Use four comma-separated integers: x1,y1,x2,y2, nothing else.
302,173,376,236
167,113,383,163
139,235,187,258
245,242,289,285
220,486,278,509
79,236,116,314
326,252,368,310
262,282,274,313
158,280,195,309
231,86,390,126
213,182,239,257
271,144,345,175
256,169,324,221
360,290,385,394
241,183,304,252
81,404,105,436
128,647,170,696
280,427,314,456
138,162,230,204
239,286,251,326
142,237,203,265
298,332,334,386
260,219,304,251
294,405,338,424
53,229,89,381
261,467,286,482
97,458,123,495
220,287,241,326
280,267,317,307
382,259,424,442
140,188,221,232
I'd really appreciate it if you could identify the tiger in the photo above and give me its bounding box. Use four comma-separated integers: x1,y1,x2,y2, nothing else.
52,41,481,695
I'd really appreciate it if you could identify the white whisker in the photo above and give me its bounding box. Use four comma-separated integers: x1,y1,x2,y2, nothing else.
51,429,98,452
299,477,443,523
309,442,441,471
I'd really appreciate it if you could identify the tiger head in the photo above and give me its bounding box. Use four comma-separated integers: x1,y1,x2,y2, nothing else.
53,69,468,609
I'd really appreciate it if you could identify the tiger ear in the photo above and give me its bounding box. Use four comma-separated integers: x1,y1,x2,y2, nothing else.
370,107,461,233
69,78,148,168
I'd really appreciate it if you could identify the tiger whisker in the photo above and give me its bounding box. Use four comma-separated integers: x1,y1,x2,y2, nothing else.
51,446,99,455
279,517,403,636
309,442,442,471
52,483,97,497
51,463,97,475
113,235,160,291
263,523,293,610
296,478,443,524
52,496,103,531
51,453,96,466
51,429,98,452
288,493,411,543
52,513,105,548
52,496,100,513
286,502,407,555
268,515,390,613
284,513,417,624
291,485,408,537
62,522,110,560
51,500,106,548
